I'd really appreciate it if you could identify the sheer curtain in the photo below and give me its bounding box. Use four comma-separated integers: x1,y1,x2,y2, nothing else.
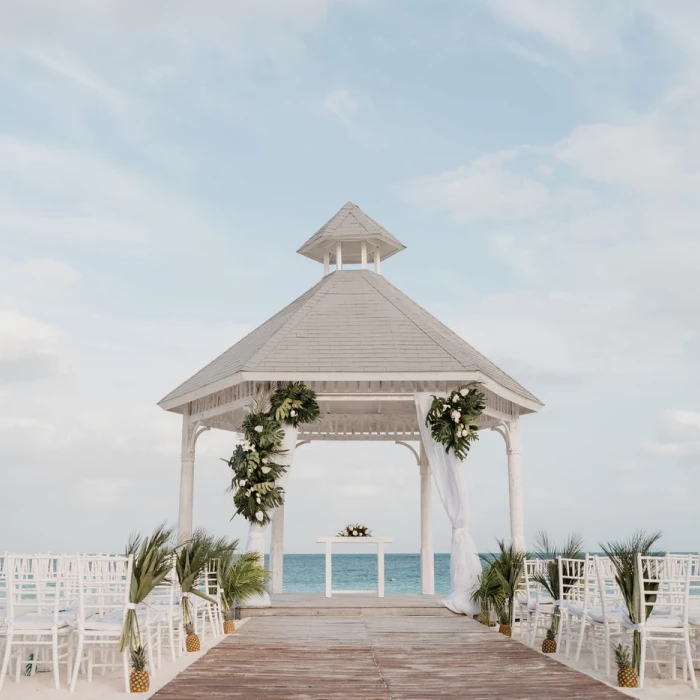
415,393,481,615
244,425,298,606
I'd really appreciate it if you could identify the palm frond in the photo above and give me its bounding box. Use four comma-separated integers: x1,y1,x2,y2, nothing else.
219,552,269,613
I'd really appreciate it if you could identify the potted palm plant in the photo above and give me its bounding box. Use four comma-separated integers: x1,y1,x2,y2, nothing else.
219,551,269,633
120,522,175,693
175,528,236,652
471,562,505,628
601,530,662,678
532,531,584,653
480,539,526,637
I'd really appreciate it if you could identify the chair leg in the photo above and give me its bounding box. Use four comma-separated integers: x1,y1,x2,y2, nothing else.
0,632,14,692
684,632,698,690
591,627,599,671
574,620,586,662
52,629,60,690
168,620,176,662
122,650,131,694
639,633,647,689
69,633,83,693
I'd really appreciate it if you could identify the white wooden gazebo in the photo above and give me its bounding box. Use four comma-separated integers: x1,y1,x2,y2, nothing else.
158,202,542,599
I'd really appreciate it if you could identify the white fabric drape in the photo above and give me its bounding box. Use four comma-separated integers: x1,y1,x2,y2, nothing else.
415,393,481,615
244,425,298,607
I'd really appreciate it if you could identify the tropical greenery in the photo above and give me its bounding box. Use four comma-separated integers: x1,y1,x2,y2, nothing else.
119,522,175,662
174,529,237,637
480,539,526,634
600,530,663,673
270,381,320,428
337,523,372,537
226,383,319,525
471,559,506,627
532,531,584,641
425,385,485,461
219,550,269,620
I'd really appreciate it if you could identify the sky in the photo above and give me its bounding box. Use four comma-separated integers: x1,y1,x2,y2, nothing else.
1,0,699,556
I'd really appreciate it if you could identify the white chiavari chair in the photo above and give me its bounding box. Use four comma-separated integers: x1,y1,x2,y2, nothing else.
69,554,134,694
562,555,598,661
556,556,587,654
148,562,184,664
0,554,75,691
622,554,697,690
528,558,555,647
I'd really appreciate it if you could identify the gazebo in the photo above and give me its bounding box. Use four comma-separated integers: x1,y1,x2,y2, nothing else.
158,202,542,605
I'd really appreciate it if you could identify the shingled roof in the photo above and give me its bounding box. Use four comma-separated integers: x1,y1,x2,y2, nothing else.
159,270,541,408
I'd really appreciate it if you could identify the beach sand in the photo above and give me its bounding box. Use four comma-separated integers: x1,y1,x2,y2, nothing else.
0,618,248,699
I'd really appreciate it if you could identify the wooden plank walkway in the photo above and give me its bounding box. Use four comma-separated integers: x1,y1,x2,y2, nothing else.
152,616,632,699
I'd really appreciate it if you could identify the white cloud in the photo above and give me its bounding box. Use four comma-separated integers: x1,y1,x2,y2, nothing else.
482,0,631,54
399,151,550,222
644,411,700,464
322,89,359,131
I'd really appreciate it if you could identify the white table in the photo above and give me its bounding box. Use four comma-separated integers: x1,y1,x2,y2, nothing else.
316,536,394,598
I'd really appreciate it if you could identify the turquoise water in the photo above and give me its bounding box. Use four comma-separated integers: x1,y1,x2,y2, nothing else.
268,553,452,595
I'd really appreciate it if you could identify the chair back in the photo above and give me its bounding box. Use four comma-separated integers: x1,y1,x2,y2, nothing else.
593,555,625,620
558,556,587,606
74,554,133,628
636,554,691,624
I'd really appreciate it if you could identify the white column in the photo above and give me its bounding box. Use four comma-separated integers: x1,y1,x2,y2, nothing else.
361,240,368,269
323,251,330,276
177,409,195,543
373,246,381,274
325,541,332,598
335,241,343,270
377,541,385,598
419,441,435,595
506,416,525,552
269,504,285,594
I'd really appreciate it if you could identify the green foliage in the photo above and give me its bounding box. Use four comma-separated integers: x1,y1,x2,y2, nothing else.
219,551,268,618
175,528,237,627
471,561,506,626
120,522,175,653
425,386,485,461
480,539,527,628
130,645,147,672
600,530,663,673
270,382,320,428
225,382,319,524
532,530,584,638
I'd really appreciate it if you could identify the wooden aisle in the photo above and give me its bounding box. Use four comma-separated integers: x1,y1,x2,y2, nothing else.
152,616,631,699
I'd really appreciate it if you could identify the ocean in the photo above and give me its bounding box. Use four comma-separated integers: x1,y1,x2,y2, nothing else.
267,553,452,595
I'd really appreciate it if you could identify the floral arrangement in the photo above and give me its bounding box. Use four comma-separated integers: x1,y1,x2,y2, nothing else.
226,383,319,525
425,385,485,461
337,523,372,537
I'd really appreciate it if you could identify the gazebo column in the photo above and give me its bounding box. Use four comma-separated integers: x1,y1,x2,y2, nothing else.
492,417,525,551
177,406,209,543
419,441,435,595
269,505,285,594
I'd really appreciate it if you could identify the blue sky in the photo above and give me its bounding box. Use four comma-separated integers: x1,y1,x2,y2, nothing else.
1,0,699,555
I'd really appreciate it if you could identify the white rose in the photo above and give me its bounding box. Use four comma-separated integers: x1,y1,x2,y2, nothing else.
256,496,261,504
460,388,468,396
261,466,271,474
352,531,358,536
262,457,269,464
254,425,263,433
255,511,264,521
290,409,297,417
451,410,461,422
240,479,247,486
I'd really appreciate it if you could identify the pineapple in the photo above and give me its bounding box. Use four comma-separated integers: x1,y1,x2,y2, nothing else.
129,646,150,693
498,623,512,637
614,644,638,688
223,612,235,634
185,623,200,652
542,628,557,654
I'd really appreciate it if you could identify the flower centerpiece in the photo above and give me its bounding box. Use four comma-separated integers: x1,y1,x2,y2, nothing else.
226,383,319,525
337,523,372,537
425,385,485,461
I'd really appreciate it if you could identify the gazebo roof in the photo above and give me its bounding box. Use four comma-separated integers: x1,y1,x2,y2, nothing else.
297,201,406,264
159,269,541,410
